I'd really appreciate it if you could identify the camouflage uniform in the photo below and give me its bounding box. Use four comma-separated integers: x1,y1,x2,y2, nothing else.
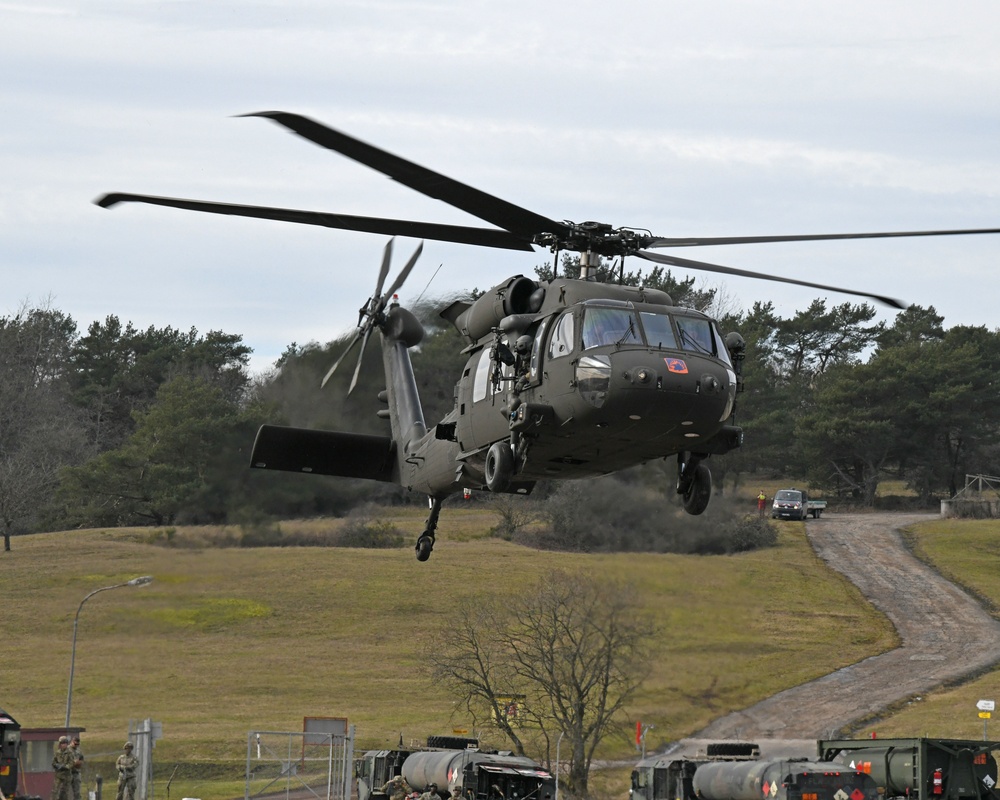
381,776,411,800
418,784,439,800
70,737,85,800
51,737,75,800
115,743,139,800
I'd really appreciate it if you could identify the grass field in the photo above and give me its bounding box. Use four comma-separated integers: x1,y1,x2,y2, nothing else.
2,507,996,799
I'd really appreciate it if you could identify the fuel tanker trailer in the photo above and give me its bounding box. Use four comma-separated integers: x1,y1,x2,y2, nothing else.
401,749,555,800
692,759,880,800
818,738,1000,800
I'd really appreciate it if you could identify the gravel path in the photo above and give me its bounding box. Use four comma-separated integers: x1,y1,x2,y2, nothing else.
686,512,1000,742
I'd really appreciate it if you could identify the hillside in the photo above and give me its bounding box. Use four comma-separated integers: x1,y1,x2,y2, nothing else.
3,509,895,765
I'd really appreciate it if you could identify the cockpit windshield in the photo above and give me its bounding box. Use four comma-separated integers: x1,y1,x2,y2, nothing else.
582,307,640,349
639,312,677,349
571,305,732,365
675,316,715,355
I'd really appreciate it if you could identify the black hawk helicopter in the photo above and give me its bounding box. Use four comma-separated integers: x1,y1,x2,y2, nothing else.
97,112,1000,560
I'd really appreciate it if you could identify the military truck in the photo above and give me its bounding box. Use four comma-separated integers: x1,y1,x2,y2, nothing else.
357,737,554,800
819,738,1000,800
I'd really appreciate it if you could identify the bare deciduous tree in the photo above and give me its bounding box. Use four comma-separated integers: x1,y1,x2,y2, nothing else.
429,570,656,798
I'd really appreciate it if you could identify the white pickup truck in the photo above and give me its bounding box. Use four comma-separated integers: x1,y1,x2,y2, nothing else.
772,488,826,520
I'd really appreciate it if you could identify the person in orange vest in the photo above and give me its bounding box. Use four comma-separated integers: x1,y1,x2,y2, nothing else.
757,490,767,519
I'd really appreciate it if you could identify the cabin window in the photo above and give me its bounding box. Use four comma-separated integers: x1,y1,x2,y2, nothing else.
639,311,678,349
675,316,715,355
548,312,575,359
582,307,640,349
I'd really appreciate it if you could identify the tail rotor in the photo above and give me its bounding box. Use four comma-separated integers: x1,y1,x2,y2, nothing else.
322,238,423,393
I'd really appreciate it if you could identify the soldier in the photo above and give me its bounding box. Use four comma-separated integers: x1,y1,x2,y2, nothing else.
116,741,139,800
69,735,85,800
381,775,412,800
418,783,439,800
449,787,464,800
51,736,75,800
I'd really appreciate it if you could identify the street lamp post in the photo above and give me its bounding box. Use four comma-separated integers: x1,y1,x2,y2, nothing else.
555,732,564,800
65,576,153,728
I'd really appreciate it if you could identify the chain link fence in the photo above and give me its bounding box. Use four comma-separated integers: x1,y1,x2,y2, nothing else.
245,729,353,800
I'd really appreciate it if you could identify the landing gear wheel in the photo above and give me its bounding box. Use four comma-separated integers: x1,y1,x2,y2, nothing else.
682,463,712,516
415,533,434,562
485,441,514,492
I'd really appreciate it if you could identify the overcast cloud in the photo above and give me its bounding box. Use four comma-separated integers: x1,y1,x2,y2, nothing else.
3,1,998,372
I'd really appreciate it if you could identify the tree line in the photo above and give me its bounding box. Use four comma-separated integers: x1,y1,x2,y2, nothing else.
2,272,998,546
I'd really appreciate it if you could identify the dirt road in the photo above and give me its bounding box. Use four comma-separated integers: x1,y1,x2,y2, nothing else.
689,512,1000,741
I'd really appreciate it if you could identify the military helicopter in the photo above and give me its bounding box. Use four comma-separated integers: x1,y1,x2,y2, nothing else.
97,112,1000,560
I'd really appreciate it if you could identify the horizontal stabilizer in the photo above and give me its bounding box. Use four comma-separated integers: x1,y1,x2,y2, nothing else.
250,425,396,482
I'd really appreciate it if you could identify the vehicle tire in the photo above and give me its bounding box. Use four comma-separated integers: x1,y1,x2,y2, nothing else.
485,441,514,492
682,463,712,515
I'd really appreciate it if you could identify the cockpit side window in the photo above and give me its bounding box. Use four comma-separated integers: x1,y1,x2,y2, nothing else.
529,317,551,383
675,316,715,355
548,312,575,359
472,349,492,402
712,324,734,367
582,307,640,349
638,311,677,349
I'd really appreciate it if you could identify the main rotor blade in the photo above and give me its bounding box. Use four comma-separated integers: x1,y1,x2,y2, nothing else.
242,111,570,242
636,250,907,309
645,227,1000,248
95,193,534,251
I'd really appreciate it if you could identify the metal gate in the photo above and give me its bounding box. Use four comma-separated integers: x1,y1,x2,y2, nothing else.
246,728,354,800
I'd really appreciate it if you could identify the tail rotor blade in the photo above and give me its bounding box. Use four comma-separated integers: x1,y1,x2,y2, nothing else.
323,239,423,392
348,326,374,395
374,238,394,300
382,241,424,304
321,332,362,388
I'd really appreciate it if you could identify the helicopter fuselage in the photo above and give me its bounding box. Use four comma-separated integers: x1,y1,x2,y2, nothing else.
392,275,744,498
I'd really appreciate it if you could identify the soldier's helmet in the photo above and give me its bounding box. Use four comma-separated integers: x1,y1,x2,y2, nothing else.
58,736,69,744
124,742,134,749
429,785,437,791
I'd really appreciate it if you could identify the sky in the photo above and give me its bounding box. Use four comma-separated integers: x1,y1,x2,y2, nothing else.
3,0,999,374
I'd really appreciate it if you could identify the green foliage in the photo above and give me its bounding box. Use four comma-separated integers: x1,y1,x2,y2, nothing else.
70,316,252,452
521,473,779,555
0,304,91,536
725,514,778,551
58,375,263,526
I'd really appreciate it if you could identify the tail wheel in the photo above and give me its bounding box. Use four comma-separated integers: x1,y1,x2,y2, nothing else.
415,533,434,562
485,441,514,492
682,463,712,515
